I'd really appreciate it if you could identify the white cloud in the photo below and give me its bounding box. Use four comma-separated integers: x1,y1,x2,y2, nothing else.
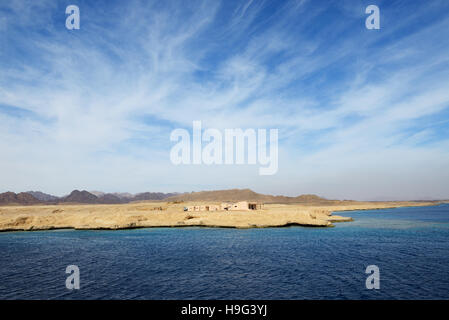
0,0,448,199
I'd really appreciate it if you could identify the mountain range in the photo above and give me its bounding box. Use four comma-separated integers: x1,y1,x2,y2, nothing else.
0,188,339,206
0,190,179,205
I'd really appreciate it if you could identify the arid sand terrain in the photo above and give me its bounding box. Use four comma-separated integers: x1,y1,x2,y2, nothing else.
0,201,439,232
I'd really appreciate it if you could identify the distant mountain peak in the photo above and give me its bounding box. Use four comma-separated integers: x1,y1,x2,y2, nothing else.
89,191,105,197
63,190,98,204
0,192,41,205
26,191,59,202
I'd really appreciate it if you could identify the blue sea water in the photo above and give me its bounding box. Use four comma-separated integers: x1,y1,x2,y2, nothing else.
1,204,449,300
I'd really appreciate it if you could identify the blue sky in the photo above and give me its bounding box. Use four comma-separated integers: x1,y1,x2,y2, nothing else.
1,0,449,200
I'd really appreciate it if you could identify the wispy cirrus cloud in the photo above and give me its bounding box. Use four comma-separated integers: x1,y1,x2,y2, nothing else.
1,0,449,199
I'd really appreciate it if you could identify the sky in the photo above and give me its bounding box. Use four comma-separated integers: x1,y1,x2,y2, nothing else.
1,0,449,200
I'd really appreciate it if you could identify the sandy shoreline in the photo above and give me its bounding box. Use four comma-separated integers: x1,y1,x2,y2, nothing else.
0,201,441,232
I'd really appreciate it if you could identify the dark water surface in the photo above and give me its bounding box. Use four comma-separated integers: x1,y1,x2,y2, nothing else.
1,204,449,299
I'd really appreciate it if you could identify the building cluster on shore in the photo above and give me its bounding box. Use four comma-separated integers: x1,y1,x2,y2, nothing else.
184,201,263,212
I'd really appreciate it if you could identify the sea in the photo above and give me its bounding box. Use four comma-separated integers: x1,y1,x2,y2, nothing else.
1,204,449,299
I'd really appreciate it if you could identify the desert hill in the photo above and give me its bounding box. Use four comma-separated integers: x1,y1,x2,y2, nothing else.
164,188,336,204
133,192,178,201
62,190,99,204
0,192,41,205
26,191,59,202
